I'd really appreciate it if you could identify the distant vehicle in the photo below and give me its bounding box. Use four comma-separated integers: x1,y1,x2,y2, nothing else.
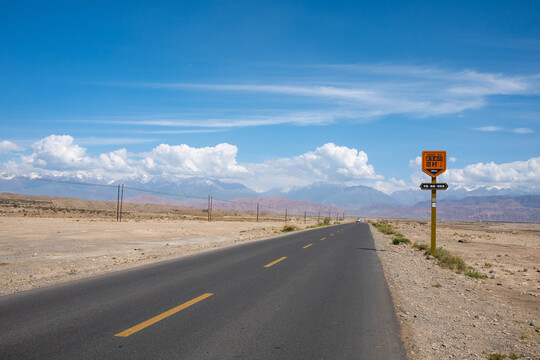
355,218,362,223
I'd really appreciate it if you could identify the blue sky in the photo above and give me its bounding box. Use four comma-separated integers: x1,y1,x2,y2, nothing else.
1,0,539,193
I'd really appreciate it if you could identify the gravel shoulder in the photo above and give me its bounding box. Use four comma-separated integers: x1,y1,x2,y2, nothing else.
370,220,540,360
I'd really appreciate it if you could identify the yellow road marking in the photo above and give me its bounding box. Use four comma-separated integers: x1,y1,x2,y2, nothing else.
264,256,287,268
330,234,334,236
320,237,326,241
115,293,214,337
303,243,313,248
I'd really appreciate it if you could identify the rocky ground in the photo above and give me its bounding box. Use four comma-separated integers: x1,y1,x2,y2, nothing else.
370,220,539,360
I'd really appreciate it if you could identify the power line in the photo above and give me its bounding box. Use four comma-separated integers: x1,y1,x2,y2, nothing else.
6,176,342,216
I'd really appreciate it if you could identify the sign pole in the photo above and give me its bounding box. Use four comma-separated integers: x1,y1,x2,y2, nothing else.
431,176,437,255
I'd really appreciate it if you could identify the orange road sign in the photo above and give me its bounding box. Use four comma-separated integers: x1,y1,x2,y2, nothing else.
422,151,446,177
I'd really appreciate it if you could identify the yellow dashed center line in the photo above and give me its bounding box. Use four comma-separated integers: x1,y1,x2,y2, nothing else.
115,293,214,337
303,244,313,249
264,256,287,268
330,234,334,237
320,237,326,241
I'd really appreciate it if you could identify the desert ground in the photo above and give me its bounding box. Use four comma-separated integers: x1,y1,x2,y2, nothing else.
371,219,539,360
0,193,326,295
1,193,539,359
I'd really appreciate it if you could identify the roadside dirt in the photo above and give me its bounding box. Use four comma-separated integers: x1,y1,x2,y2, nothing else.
0,217,315,295
371,219,539,360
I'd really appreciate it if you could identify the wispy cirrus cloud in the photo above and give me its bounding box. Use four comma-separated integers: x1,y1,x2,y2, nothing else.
475,126,534,134
93,110,349,128
105,64,539,130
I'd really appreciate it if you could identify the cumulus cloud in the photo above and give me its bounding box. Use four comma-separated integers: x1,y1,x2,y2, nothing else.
408,154,540,190
1,135,388,192
373,178,408,194
144,143,247,177
243,143,383,191
0,140,24,153
441,157,540,187
22,135,91,170
3,135,539,195
5,135,134,180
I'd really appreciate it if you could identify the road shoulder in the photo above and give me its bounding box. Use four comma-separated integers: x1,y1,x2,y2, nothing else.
370,224,539,360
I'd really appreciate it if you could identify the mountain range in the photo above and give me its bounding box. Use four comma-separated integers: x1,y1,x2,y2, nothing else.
1,175,538,222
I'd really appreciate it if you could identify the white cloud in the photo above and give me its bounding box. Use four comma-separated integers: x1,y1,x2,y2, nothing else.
243,143,383,191
475,126,504,132
513,128,534,134
1,135,388,192
407,155,540,192
373,178,408,194
409,156,422,169
475,126,534,134
145,143,248,178
0,140,24,153
22,135,91,170
102,65,540,129
11,135,134,179
440,157,540,187
3,135,539,196
449,157,457,163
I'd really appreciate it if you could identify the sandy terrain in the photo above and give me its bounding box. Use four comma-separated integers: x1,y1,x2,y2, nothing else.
0,217,320,295
371,219,539,360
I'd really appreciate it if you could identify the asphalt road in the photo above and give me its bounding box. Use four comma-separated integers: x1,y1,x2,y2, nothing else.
0,222,407,359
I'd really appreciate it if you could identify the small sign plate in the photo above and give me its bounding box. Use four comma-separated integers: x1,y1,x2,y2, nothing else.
422,151,447,177
420,183,448,190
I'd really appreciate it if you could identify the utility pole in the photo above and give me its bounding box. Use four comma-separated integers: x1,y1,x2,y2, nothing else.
208,195,211,222
317,212,320,222
304,211,306,224
119,184,124,222
285,209,288,222
116,185,120,222
256,203,259,223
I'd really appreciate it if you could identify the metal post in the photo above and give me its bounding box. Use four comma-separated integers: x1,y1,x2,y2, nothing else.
431,177,437,255
208,195,210,222
317,212,320,222
210,196,213,222
256,203,259,222
285,209,288,222
119,184,124,222
116,185,120,222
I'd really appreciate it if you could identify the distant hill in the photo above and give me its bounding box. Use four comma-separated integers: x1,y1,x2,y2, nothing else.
0,176,257,202
2,176,539,222
265,182,400,211
404,195,540,222
391,186,540,206
126,194,344,215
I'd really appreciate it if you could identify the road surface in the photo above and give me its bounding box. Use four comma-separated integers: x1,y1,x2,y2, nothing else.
0,222,407,359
